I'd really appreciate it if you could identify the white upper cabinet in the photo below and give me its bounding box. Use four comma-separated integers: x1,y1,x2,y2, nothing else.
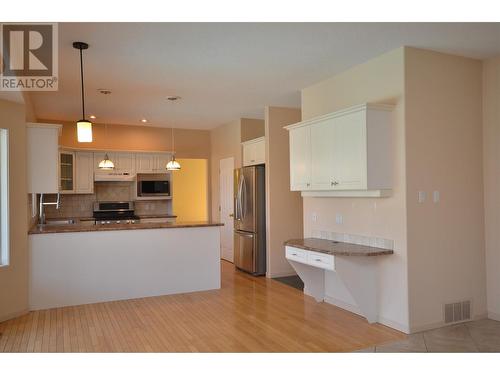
27,123,62,194
289,126,311,191
242,137,265,166
285,103,393,197
74,152,94,194
136,153,171,173
310,119,334,190
135,153,155,173
114,152,135,174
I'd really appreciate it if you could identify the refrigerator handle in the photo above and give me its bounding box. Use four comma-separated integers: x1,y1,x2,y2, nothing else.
235,173,243,221
241,173,247,219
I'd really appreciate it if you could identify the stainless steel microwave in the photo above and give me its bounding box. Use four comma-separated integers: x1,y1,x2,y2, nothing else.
137,174,170,197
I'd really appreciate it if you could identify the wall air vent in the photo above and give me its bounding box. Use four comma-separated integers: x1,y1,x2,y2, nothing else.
444,300,472,324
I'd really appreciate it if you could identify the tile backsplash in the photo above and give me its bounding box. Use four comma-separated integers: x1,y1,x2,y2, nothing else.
311,229,394,250
42,182,171,219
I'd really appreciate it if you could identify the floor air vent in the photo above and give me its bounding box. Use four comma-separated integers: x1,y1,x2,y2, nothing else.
444,300,471,324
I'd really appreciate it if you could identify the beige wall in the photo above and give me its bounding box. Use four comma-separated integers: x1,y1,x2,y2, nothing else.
301,47,410,331
39,120,211,159
482,56,500,320
405,48,486,330
265,107,303,277
241,118,265,142
210,119,241,221
0,99,29,322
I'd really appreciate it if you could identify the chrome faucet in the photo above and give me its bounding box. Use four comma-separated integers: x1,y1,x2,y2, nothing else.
39,193,61,225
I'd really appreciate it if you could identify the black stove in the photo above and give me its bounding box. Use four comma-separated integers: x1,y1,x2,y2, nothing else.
93,201,140,225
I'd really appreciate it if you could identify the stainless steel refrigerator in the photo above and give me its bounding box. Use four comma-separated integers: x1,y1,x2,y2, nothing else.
234,165,266,275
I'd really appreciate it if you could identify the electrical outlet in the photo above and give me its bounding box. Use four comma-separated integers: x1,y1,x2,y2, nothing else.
335,213,343,225
311,212,318,222
433,190,440,203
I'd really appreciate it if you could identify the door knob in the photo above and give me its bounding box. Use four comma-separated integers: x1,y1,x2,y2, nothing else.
229,213,234,218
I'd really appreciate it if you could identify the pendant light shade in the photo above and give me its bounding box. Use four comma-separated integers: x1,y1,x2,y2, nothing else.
166,155,181,171
73,41,92,143
98,153,115,170
166,126,181,171
77,119,93,143
98,90,115,170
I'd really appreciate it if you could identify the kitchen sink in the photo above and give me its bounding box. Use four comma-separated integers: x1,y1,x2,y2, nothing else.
44,219,76,225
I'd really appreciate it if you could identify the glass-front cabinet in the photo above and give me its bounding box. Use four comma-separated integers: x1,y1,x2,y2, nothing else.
59,151,75,193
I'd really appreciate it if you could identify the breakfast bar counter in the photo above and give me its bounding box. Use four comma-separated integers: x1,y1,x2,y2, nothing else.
29,223,223,311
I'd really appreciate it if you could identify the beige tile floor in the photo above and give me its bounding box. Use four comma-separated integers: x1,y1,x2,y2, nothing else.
355,319,500,352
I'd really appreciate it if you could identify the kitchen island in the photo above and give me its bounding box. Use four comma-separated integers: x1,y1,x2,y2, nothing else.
29,222,223,310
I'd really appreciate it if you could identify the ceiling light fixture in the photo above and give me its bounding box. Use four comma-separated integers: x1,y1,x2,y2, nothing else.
98,90,115,170
141,118,148,123
166,95,181,101
73,41,93,143
89,115,96,119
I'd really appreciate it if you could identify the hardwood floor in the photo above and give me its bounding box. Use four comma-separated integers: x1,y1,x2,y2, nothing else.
0,261,405,352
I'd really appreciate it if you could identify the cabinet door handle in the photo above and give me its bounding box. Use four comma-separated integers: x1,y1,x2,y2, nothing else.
306,183,310,187
315,258,322,262
332,181,339,186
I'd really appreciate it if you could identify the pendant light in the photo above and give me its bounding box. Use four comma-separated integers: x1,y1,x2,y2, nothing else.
73,41,92,143
98,90,115,170
166,96,181,171
99,153,115,170
166,127,181,171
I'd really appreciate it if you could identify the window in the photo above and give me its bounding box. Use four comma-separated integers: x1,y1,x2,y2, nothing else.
0,129,9,266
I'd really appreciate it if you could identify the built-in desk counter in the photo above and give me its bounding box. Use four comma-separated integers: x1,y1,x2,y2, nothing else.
284,237,394,326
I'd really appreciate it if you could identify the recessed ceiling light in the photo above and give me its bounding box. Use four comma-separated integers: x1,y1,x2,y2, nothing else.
141,119,148,123
166,96,181,101
89,115,96,119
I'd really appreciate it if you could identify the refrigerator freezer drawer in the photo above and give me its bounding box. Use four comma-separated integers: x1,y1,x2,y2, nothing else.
234,231,255,273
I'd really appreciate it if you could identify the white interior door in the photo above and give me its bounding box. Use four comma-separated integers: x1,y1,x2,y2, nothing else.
219,157,235,262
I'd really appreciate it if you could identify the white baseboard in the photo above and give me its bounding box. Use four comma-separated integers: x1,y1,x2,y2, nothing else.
0,308,29,323
324,294,410,333
488,311,500,321
324,295,363,316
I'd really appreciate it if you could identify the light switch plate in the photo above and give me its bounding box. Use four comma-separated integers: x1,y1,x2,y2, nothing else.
418,191,426,203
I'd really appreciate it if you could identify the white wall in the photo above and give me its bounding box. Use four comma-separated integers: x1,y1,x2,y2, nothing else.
301,48,410,332
483,56,500,321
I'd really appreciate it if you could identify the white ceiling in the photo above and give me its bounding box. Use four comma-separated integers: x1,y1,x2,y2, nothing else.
30,22,500,130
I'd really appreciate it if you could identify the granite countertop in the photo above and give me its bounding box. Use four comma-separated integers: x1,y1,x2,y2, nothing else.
138,214,177,219
29,221,223,235
284,238,394,256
